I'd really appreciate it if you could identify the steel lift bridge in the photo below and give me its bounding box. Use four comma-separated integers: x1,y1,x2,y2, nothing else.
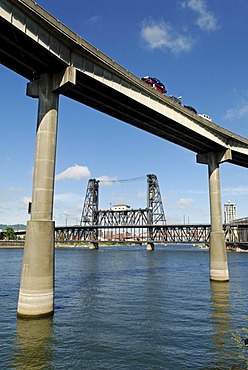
56,174,166,250
82,174,166,250
55,174,213,250
54,175,247,248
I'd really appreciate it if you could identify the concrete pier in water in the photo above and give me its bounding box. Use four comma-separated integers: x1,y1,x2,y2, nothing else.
17,69,76,317
146,242,154,251
197,150,231,282
17,73,58,317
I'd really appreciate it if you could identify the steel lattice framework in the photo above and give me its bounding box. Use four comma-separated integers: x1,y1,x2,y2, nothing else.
52,175,248,247
53,223,248,248
12,175,248,247
80,174,166,231
97,209,149,227
77,174,166,244
147,174,166,224
80,178,99,226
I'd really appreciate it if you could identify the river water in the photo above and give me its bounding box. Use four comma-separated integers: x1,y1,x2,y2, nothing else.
1,244,248,369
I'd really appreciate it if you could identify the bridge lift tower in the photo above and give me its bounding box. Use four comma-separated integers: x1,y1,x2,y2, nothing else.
80,174,166,250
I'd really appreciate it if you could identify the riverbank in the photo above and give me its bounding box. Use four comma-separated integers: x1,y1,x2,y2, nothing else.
0,240,24,248
1,240,248,252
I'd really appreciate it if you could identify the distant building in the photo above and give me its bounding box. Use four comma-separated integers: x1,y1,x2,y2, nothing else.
111,204,130,211
224,200,237,224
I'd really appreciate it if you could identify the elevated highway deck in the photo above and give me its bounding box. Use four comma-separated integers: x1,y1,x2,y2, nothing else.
1,0,248,166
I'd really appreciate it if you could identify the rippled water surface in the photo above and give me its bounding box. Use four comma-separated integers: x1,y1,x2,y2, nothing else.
1,245,248,369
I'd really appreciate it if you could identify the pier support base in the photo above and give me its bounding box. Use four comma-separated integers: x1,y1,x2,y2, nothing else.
147,242,154,251
89,242,99,250
209,231,229,281
17,220,55,318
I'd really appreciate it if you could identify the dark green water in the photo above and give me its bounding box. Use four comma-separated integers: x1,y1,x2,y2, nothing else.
1,245,248,369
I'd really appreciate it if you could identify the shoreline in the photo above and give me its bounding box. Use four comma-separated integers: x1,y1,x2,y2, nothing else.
0,241,248,252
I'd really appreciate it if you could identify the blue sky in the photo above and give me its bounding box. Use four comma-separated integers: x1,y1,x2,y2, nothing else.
0,0,247,226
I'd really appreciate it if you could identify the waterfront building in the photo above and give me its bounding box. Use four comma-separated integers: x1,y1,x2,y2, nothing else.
224,200,237,224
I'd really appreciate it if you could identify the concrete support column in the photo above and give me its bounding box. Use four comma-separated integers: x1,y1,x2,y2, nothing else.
208,152,229,281
17,73,59,317
197,150,232,282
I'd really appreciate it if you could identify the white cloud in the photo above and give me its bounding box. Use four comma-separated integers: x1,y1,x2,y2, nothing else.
137,191,146,198
140,19,194,54
88,15,101,24
56,165,90,181
224,89,248,120
177,198,194,208
96,175,118,186
84,15,102,25
182,0,218,31
225,103,248,120
9,187,23,194
55,192,82,202
54,193,84,226
17,196,31,211
0,203,11,211
223,185,248,196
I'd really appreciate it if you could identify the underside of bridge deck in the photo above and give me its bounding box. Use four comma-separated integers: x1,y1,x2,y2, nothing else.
1,15,248,167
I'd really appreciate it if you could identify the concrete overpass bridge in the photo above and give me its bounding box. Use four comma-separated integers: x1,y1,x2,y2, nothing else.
1,0,248,317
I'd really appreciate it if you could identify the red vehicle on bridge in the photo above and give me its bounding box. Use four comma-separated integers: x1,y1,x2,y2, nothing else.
141,76,167,94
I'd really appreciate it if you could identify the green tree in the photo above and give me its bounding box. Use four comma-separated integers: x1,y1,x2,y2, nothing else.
3,227,17,240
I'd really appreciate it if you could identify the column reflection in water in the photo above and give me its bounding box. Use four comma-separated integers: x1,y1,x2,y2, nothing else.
210,281,243,368
12,317,53,369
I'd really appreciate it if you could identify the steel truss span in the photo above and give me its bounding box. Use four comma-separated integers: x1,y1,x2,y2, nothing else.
54,224,247,247
53,174,247,247
55,224,211,244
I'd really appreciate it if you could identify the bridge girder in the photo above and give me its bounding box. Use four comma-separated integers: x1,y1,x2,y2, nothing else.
0,0,248,166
